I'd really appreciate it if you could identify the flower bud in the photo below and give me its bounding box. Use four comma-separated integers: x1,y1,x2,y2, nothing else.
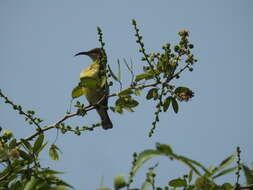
114,175,126,190
2,130,13,139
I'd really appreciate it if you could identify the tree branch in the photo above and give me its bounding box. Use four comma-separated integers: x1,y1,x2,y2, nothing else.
171,62,191,79
17,104,98,145
0,89,42,130
234,184,253,190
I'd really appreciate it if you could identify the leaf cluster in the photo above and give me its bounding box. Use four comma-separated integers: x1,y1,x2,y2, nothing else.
0,131,71,189
97,144,253,190
107,20,196,137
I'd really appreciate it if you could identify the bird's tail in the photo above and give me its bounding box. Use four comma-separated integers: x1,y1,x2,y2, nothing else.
96,106,113,129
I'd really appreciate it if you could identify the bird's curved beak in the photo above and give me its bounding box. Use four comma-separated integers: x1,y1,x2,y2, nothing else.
74,51,89,57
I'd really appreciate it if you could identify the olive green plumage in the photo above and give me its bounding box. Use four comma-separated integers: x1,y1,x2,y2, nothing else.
75,48,112,129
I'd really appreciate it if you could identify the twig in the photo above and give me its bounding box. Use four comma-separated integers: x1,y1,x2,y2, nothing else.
0,171,11,182
0,89,42,130
0,160,14,182
16,104,100,145
17,111,78,145
171,62,190,79
233,184,253,190
132,19,161,83
16,93,111,145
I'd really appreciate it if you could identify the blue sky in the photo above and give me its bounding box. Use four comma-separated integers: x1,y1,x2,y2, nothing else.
1,0,252,189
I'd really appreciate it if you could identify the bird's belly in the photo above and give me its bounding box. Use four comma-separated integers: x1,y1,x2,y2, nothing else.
84,87,104,105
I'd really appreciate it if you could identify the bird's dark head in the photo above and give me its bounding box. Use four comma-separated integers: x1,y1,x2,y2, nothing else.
75,48,103,61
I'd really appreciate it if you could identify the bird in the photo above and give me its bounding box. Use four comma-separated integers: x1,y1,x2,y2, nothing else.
75,48,113,129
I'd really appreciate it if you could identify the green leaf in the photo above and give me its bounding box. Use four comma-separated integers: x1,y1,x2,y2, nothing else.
147,69,160,75
146,88,158,100
188,169,193,184
116,97,139,109
49,144,60,161
21,139,32,151
9,139,17,149
156,143,173,155
80,77,98,88
195,176,217,189
24,176,38,190
242,164,253,185
50,178,73,188
178,156,202,176
181,156,210,175
36,142,48,155
127,99,139,108
19,149,30,160
111,105,123,114
140,181,150,190
156,60,163,71
71,86,84,99
174,87,189,94
135,73,153,82
134,89,141,96
169,178,186,187
163,96,172,112
132,150,163,175
210,154,235,176
217,154,235,171
33,134,44,154
118,88,133,97
186,185,195,190
220,183,233,190
212,167,237,179
128,143,206,183
10,181,22,190
171,97,179,113
53,186,69,190
39,168,64,175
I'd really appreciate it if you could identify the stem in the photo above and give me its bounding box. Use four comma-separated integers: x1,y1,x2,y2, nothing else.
171,62,190,79
132,20,161,83
17,106,95,145
0,90,42,130
233,184,253,190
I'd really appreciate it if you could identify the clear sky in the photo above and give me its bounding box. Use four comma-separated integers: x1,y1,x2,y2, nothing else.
0,0,252,189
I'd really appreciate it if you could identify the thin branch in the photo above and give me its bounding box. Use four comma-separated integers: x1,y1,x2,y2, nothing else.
0,160,13,182
234,184,253,190
0,89,42,130
132,19,161,83
0,171,11,182
108,81,159,98
171,62,190,79
17,112,78,145
16,95,108,145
